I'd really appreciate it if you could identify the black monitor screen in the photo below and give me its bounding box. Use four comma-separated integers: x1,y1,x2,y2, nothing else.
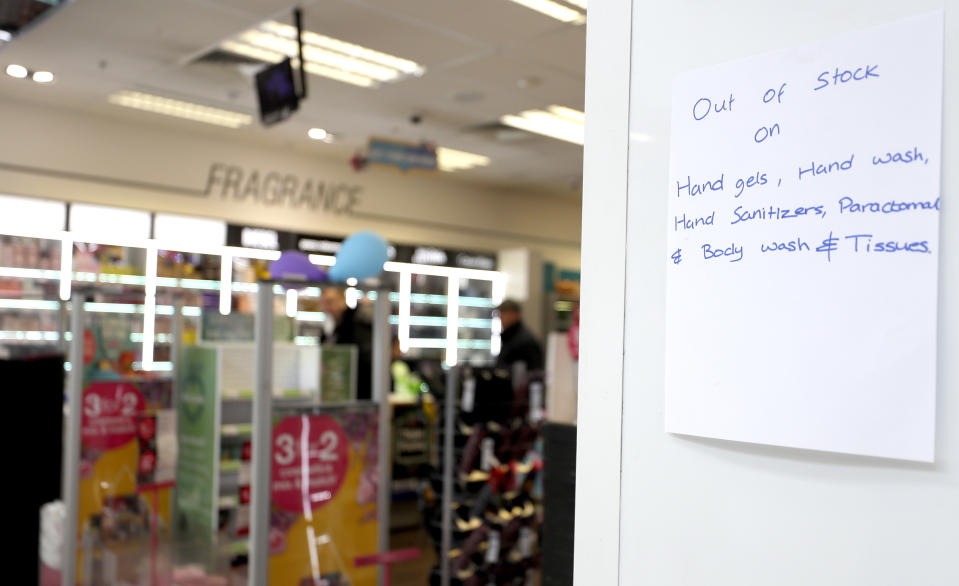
255,58,299,126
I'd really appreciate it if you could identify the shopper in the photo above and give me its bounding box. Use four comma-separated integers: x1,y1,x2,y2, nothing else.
494,299,544,372
319,286,373,400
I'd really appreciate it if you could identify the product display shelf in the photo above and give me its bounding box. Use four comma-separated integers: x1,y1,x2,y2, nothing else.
432,366,545,586
176,341,328,574
0,227,503,370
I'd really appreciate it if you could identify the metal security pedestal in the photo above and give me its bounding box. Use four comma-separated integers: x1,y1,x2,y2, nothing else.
248,280,392,586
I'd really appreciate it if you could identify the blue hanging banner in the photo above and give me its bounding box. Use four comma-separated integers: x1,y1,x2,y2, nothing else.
366,138,438,172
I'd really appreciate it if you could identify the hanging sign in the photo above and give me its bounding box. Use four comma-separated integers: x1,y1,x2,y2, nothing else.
366,138,438,172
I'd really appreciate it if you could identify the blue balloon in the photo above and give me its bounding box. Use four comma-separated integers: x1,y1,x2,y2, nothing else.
329,231,389,281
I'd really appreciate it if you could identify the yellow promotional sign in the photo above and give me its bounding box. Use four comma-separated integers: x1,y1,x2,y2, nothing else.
268,408,380,585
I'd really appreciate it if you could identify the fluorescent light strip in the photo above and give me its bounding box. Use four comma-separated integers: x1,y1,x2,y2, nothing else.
345,287,359,309
165,278,221,291
133,361,173,372
446,276,459,366
506,0,585,23
296,311,325,322
224,246,281,261
220,253,232,315
406,339,447,349
108,91,252,129
59,236,72,301
404,338,489,350
501,105,585,145
141,243,158,370
130,333,172,343
285,289,298,318
239,31,399,82
261,21,424,75
384,261,501,281
388,315,492,328
459,339,493,350
220,21,423,89
436,147,491,172
0,299,60,310
307,254,336,266
548,104,585,124
566,0,587,8
398,271,412,353
0,330,60,341
491,275,506,356
220,40,284,64
303,61,376,88
221,40,375,88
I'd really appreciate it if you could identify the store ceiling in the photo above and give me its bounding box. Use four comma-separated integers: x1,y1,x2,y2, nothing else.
0,0,586,197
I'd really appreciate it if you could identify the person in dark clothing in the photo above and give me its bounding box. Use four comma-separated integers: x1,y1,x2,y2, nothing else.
494,299,544,371
319,286,373,400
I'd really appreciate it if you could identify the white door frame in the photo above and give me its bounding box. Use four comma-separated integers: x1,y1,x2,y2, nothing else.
573,0,632,583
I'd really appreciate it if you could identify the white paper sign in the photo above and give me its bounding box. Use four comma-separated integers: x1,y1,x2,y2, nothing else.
665,12,943,462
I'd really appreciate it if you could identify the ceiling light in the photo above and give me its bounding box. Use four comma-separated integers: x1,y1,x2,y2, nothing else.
239,31,399,82
303,61,376,88
32,71,54,83
220,40,285,64
506,0,585,23
500,105,585,145
566,0,587,9
5,64,27,79
307,127,329,141
219,20,424,89
0,31,12,43
262,21,424,76
437,147,491,172
108,91,253,128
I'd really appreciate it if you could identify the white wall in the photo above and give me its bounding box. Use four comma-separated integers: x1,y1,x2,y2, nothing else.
498,247,546,340
578,1,959,585
0,97,582,268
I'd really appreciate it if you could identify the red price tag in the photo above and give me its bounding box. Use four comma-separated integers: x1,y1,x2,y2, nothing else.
81,382,145,450
270,415,349,513
239,485,251,505
242,441,252,461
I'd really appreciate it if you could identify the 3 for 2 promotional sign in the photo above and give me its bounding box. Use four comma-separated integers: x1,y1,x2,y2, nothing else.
271,415,349,513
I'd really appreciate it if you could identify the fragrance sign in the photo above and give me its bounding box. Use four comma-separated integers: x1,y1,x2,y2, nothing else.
204,163,362,215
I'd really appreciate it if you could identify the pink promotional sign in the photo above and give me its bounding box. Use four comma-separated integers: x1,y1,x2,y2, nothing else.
271,415,349,513
81,382,146,450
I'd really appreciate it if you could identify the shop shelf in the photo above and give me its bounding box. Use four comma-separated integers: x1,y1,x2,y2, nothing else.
218,495,239,509
219,460,248,473
221,423,253,437
0,330,60,341
0,267,61,280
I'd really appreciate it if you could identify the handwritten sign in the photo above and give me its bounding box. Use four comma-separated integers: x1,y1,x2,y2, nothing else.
664,12,943,461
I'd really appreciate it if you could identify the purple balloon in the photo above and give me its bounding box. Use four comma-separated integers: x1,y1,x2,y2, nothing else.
269,250,326,283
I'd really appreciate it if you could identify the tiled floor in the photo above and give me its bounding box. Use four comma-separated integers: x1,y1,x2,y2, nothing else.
389,525,437,585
